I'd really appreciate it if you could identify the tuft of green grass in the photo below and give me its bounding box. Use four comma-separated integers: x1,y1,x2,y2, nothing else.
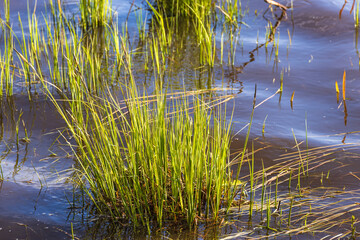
47,74,239,230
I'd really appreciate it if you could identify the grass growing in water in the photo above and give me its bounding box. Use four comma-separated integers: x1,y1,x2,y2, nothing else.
2,0,360,238
79,0,113,30
47,76,240,229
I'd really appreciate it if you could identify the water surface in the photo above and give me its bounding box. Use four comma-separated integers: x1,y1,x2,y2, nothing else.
0,0,360,238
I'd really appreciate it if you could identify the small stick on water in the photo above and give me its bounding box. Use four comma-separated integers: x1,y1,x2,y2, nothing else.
335,81,340,103
342,70,346,102
339,0,348,19
271,200,281,218
343,70,348,126
351,0,356,14
280,70,284,92
290,91,295,109
290,91,295,103
349,171,360,181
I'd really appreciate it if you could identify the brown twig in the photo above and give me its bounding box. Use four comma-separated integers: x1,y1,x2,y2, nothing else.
339,0,348,19
350,0,356,14
264,0,288,12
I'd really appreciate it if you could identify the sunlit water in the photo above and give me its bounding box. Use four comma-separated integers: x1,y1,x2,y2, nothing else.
0,0,359,238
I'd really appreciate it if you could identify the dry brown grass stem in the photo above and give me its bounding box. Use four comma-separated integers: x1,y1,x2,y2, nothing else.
264,0,288,12
255,89,280,109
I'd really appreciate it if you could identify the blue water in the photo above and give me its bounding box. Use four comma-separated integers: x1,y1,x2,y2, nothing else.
0,0,360,238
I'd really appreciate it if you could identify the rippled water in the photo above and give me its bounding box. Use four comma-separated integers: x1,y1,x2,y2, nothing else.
0,0,360,239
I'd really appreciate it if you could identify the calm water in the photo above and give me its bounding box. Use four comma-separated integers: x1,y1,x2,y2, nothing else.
0,0,359,239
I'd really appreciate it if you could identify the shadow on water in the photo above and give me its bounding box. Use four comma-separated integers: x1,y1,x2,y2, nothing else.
0,96,79,239
0,96,71,184
0,214,71,239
